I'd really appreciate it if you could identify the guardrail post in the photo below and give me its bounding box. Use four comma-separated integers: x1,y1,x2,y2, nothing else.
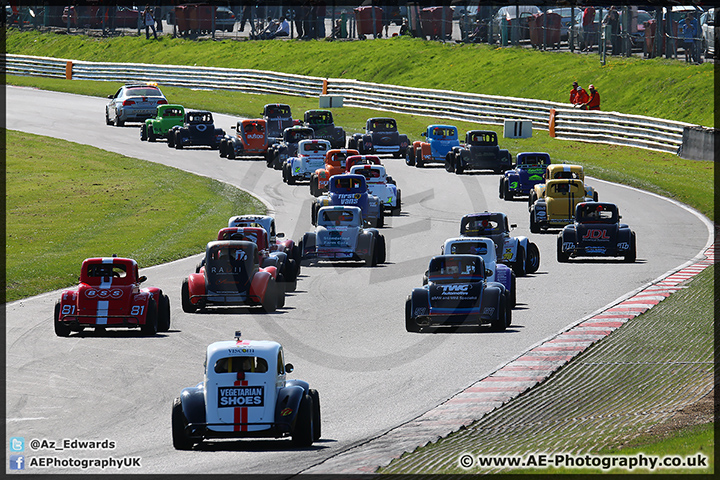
549,109,556,137
322,79,328,95
65,61,73,80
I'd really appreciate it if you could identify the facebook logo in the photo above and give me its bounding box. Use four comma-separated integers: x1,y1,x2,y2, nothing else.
9,455,25,470
9,437,24,452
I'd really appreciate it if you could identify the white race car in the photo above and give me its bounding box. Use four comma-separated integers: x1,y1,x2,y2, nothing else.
349,164,401,216
441,236,516,308
172,332,320,449
282,139,332,185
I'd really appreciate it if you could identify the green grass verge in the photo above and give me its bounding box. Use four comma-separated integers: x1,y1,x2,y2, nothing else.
5,29,714,127
5,129,265,302
7,73,714,221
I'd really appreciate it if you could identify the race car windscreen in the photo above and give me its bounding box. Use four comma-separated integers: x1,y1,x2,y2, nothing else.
303,143,328,153
449,242,489,255
463,218,501,235
322,210,355,225
432,127,456,138
190,113,212,124
428,257,484,283
577,204,617,223
164,108,183,117
470,132,496,144
372,119,397,130
266,106,290,117
86,263,127,279
214,356,269,374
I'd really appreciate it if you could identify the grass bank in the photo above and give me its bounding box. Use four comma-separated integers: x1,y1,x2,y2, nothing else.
5,29,714,127
5,129,264,302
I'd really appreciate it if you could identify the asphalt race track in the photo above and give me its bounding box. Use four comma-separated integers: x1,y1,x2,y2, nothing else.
5,86,711,474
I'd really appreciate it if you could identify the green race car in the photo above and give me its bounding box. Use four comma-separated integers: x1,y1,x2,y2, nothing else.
141,104,185,142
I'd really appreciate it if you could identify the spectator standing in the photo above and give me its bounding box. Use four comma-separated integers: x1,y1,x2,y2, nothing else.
678,12,699,63
581,84,600,110
582,6,595,51
143,5,157,39
602,6,620,55
315,0,326,38
238,4,251,33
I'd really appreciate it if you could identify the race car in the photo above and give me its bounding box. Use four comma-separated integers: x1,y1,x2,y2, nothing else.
215,227,300,292
261,103,300,144
105,83,168,127
405,254,511,332
283,139,332,185
227,215,302,268
54,256,170,336
347,117,409,158
302,109,346,149
168,111,225,150
265,126,315,170
407,124,460,167
141,104,184,142
499,152,552,200
344,154,382,172
311,174,384,228
557,202,637,262
300,206,386,266
445,130,513,174
219,119,270,159
460,212,540,276
181,241,284,313
310,148,359,197
441,237,516,308
528,163,599,209
529,179,595,233
349,164,401,216
172,331,320,449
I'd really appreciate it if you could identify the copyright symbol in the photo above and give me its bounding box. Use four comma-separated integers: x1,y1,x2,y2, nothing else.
30,439,40,450
459,454,474,469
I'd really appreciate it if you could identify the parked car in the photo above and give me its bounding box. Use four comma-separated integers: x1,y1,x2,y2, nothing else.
105,83,168,127
405,254,511,332
492,5,542,43
113,6,140,28
557,202,636,262
54,256,170,336
547,7,574,41
172,332,320,449
215,6,236,32
701,8,716,58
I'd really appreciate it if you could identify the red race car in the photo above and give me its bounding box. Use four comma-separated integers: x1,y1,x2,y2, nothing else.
54,256,170,337
182,241,284,313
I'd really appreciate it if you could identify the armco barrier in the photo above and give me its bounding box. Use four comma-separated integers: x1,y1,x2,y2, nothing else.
4,54,702,155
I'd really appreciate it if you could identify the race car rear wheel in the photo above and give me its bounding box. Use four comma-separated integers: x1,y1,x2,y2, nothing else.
147,127,156,142
141,298,158,335
405,297,420,332
309,389,321,442
261,277,278,313
526,242,540,274
158,294,171,332
174,131,183,149
445,152,455,173
491,294,508,332
227,143,236,159
292,394,314,447
513,246,527,276
275,274,286,309
499,178,505,199
504,179,514,200
284,259,299,292
405,147,416,166
415,148,424,168
140,123,148,141
510,273,517,309
167,131,175,148
556,237,570,263
347,137,357,150
624,232,637,263
391,190,402,216
310,175,320,197
529,209,540,233
181,279,197,313
171,398,195,450
54,301,71,337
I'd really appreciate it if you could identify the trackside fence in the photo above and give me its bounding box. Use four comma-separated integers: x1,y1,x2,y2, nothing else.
4,54,698,155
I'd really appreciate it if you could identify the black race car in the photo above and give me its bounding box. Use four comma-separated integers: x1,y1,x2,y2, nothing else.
557,202,636,262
